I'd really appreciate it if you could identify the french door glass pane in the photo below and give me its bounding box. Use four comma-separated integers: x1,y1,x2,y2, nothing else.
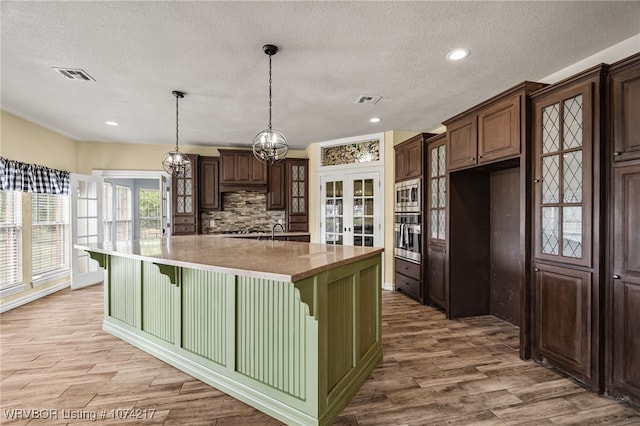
563,206,582,258
541,207,559,255
324,180,344,245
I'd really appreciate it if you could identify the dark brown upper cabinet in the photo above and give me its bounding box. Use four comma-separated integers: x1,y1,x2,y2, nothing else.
610,52,640,162
446,115,477,170
219,149,267,191
286,158,309,231
171,153,199,235
444,82,546,172
198,156,220,211
267,161,286,210
395,134,427,181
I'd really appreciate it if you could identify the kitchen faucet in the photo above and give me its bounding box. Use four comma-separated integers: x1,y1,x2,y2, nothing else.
271,223,285,240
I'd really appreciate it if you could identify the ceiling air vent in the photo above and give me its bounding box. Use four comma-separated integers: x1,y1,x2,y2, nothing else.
355,95,382,105
53,67,95,82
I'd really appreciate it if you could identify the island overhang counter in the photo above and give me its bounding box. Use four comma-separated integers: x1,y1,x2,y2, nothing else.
77,236,383,426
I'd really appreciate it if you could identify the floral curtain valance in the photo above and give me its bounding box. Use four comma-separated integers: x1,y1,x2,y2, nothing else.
0,157,70,195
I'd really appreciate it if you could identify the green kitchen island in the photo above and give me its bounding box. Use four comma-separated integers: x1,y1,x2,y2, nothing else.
77,236,383,426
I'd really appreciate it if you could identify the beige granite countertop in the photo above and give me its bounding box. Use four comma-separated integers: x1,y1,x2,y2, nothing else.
76,235,383,282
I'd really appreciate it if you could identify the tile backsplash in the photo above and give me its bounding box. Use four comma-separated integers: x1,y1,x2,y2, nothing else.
200,191,285,233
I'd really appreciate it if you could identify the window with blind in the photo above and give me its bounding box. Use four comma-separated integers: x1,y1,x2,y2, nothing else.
116,185,132,241
139,189,161,239
103,183,113,243
0,191,23,295
31,193,70,283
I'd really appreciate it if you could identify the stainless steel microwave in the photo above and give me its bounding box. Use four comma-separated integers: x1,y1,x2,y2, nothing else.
395,178,421,212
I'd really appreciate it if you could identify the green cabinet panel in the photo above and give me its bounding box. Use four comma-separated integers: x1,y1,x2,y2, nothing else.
358,264,380,359
326,275,354,392
236,277,311,399
141,262,175,343
181,269,228,366
109,256,140,326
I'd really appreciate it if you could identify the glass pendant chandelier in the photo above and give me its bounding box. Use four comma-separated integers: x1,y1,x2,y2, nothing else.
162,90,191,177
253,44,288,164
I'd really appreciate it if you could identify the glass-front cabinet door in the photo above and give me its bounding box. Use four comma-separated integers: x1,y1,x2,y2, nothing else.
534,85,592,267
320,172,381,247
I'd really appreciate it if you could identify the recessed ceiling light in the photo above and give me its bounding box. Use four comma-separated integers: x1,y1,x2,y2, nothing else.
446,48,470,61
105,121,119,126
369,117,381,123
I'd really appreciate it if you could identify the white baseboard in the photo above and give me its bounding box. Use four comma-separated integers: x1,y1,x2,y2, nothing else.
382,282,394,291
0,281,70,313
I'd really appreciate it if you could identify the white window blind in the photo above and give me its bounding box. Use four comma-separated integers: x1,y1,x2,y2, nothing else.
0,191,22,292
103,183,113,243
116,185,132,241
31,193,70,281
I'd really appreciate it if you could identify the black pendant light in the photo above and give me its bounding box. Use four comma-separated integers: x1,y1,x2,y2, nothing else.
253,44,288,164
162,90,191,177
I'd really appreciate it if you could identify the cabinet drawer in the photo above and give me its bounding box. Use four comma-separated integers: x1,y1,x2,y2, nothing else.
395,258,421,280
289,215,307,223
287,235,310,242
174,216,196,224
395,273,421,300
288,222,308,231
173,224,196,234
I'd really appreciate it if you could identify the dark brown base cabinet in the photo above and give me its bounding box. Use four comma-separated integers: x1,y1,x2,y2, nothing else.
426,245,446,308
534,263,595,385
395,258,422,302
610,161,640,405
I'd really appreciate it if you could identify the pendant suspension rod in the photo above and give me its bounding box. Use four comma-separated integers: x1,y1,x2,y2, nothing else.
268,52,272,131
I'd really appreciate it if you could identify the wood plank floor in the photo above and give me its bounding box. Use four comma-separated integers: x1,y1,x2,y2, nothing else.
1,284,638,425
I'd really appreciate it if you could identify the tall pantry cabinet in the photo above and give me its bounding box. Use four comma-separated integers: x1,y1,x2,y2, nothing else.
607,53,640,405
530,65,608,392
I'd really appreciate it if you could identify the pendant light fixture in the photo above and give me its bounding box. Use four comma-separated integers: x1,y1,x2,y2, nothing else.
253,44,288,164
162,90,191,177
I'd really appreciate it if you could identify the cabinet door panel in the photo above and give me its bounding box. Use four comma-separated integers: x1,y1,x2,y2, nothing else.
611,163,640,403
611,59,640,162
395,147,408,181
406,140,423,179
199,157,220,211
534,263,592,381
236,154,252,182
478,95,520,163
427,244,446,308
267,162,286,210
447,116,477,170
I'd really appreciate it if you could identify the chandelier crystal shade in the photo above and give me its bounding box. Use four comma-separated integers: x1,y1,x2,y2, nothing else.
162,90,192,177
253,44,288,164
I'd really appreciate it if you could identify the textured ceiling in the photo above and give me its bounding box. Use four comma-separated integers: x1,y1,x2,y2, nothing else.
2,1,639,150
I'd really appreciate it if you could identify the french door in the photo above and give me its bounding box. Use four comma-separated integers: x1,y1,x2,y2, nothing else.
320,171,382,247
70,174,103,289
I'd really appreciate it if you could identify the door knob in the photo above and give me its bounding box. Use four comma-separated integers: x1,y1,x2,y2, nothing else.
613,274,621,279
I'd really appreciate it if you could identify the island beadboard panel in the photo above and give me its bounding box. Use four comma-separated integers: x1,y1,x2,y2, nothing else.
91,251,382,426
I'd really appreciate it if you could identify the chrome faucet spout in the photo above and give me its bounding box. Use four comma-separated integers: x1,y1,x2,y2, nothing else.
271,223,285,240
